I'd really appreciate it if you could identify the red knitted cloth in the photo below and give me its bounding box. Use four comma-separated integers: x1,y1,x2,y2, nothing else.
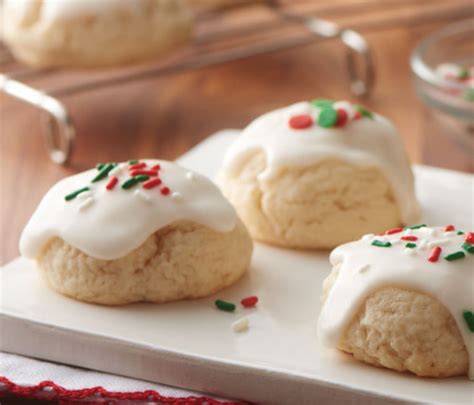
0,376,248,405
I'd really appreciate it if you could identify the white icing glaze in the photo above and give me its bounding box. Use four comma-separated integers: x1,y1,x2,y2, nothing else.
318,226,474,379
20,159,237,260
221,101,419,224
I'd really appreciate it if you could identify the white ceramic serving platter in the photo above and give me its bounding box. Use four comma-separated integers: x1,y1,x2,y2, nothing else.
1,130,473,404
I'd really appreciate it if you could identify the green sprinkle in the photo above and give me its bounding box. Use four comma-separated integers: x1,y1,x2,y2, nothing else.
372,240,392,248
215,299,235,312
462,242,474,254
444,251,465,261
96,163,105,170
134,175,150,182
457,231,465,235
121,178,139,189
128,159,139,165
65,186,90,201
460,68,470,79
311,98,333,108
121,175,150,189
354,105,373,119
405,242,417,248
463,310,474,332
92,162,116,183
318,107,338,128
404,224,426,230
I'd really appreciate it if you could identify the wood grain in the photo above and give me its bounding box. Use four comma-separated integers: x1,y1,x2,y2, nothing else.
1,19,472,265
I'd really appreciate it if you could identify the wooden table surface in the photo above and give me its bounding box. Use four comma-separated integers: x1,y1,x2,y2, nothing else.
1,14,473,265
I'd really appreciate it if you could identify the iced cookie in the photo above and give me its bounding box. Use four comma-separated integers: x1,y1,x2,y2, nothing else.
318,225,473,379
218,99,419,249
2,0,193,68
20,160,253,305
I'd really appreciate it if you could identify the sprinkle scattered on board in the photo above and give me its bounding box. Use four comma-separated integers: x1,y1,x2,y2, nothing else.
232,317,250,333
215,299,235,312
171,192,182,201
241,296,258,308
215,296,259,332
463,310,474,332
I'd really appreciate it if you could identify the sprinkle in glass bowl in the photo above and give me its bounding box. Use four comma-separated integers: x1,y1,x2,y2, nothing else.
411,20,474,156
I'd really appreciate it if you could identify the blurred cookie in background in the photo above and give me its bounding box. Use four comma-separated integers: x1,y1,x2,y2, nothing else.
2,0,193,68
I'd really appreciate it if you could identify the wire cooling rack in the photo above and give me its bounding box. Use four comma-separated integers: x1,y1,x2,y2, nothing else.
0,0,471,164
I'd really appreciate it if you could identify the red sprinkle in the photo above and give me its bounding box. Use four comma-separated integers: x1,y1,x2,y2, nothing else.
160,186,170,196
105,176,118,190
130,169,158,177
353,111,362,120
385,227,403,235
241,296,258,308
150,164,161,171
335,109,348,127
401,236,418,241
289,114,313,130
428,246,442,263
466,232,474,244
129,162,147,170
142,178,162,189
444,224,455,231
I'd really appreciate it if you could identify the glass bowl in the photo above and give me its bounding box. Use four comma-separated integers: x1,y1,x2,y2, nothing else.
410,20,474,161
